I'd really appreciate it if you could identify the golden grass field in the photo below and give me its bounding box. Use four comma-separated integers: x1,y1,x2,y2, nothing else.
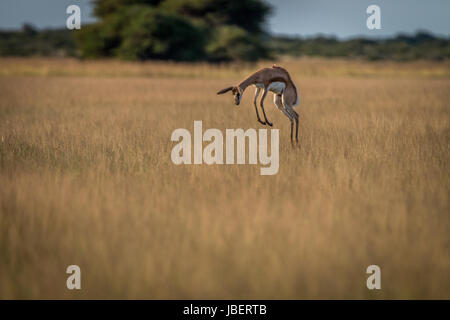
0,57,449,299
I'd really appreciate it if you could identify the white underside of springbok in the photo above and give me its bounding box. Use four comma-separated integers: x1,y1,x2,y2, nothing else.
255,82,299,107
255,82,284,93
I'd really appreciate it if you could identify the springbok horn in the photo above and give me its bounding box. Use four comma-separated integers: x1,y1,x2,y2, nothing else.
217,86,233,95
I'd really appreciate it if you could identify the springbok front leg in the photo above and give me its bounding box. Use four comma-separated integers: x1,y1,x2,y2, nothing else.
253,87,266,125
260,88,273,126
274,94,294,142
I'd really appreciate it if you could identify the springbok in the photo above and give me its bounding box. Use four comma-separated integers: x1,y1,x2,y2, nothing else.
217,65,300,143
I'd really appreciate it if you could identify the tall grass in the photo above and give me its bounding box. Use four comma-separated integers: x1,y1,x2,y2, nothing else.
0,58,449,299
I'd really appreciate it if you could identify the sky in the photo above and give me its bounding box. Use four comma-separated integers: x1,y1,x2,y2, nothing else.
0,0,449,39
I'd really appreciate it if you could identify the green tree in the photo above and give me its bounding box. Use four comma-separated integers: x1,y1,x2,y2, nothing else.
93,0,163,17
75,0,273,61
206,25,270,62
161,0,272,34
117,6,206,61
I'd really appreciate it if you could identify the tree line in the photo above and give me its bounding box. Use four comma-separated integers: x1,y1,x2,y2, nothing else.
1,0,449,62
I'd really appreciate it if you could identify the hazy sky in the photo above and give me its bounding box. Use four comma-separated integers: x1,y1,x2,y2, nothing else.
0,0,449,38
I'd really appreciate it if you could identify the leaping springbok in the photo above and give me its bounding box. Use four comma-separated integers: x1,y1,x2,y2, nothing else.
217,65,300,143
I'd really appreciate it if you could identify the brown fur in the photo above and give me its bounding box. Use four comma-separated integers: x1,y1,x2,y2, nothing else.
217,65,300,142
236,65,298,106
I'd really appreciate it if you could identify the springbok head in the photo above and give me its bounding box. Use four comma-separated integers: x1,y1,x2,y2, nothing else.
217,86,243,106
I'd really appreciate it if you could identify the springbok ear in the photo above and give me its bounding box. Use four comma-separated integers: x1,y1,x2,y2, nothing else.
217,86,233,95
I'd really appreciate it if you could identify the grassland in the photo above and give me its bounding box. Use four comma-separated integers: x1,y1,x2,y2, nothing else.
0,57,449,299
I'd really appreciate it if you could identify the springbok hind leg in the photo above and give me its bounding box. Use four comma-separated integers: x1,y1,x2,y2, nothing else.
274,94,294,143
285,104,299,144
